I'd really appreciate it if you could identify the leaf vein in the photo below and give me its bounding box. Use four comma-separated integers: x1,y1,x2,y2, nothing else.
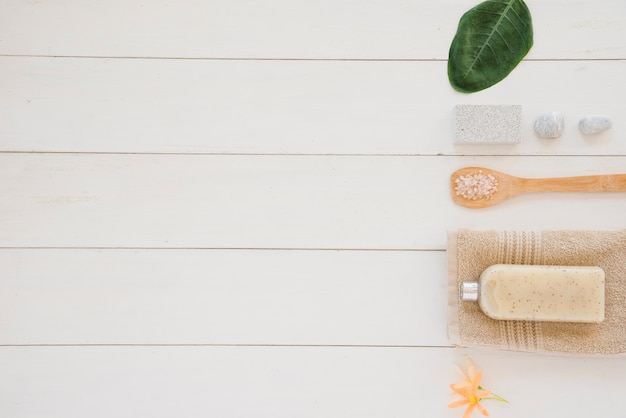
450,0,532,92
503,13,528,47
495,28,514,53
487,44,500,65
508,4,528,28
461,2,511,82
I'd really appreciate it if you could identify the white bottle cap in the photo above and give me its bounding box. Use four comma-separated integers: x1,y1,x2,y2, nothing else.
460,282,479,301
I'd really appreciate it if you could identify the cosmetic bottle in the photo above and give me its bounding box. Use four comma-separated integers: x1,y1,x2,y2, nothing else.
461,264,605,323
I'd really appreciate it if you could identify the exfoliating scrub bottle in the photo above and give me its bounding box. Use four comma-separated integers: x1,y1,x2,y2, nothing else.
461,264,605,323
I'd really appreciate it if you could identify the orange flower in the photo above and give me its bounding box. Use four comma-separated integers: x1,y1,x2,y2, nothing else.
449,370,492,418
448,359,508,418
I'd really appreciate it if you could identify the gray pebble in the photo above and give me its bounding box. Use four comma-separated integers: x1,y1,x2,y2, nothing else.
534,111,564,139
579,115,612,135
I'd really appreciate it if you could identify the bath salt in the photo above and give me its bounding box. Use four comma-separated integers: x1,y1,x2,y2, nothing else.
455,170,498,200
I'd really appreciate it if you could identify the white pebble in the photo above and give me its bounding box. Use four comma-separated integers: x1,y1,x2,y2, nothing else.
534,111,564,139
579,115,612,135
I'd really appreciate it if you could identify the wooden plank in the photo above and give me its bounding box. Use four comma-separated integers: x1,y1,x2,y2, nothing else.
0,0,624,60
0,346,623,418
1,154,624,249
1,57,624,155
0,249,448,346
1,1,624,417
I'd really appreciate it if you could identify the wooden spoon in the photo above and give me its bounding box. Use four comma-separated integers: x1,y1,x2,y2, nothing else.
450,166,626,208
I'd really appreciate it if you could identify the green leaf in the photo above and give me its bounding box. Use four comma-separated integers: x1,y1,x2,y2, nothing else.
448,0,533,93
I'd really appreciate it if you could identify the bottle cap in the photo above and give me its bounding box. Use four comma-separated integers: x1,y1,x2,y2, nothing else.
460,281,479,301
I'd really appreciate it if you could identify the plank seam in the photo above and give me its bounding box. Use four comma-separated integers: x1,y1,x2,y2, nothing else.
1,54,625,62
0,151,622,158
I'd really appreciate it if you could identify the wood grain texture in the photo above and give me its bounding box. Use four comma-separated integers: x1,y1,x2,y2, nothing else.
1,154,625,249
0,249,448,346
1,57,624,155
0,0,624,59
0,346,623,418
2,0,626,417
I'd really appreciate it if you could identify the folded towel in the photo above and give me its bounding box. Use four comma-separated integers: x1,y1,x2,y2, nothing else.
447,229,626,355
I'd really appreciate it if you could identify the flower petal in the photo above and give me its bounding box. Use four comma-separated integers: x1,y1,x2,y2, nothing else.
449,399,470,408
451,380,472,390
476,401,490,416
472,371,483,392
456,363,469,381
467,358,476,380
463,403,477,418
477,389,492,399
450,384,471,397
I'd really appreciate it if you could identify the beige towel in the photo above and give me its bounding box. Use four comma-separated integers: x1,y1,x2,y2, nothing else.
447,229,626,355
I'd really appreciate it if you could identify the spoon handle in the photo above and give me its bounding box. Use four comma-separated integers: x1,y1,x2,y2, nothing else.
521,174,626,193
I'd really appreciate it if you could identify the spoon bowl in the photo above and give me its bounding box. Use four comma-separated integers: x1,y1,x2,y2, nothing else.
450,166,626,208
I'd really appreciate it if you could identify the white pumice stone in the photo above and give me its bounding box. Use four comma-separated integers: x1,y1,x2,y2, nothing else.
579,115,612,135
455,105,522,144
534,111,564,139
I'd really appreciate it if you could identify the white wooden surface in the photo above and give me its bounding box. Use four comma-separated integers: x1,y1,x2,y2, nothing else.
1,1,626,417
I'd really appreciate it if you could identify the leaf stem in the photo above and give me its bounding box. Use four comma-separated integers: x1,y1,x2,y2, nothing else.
478,386,510,404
